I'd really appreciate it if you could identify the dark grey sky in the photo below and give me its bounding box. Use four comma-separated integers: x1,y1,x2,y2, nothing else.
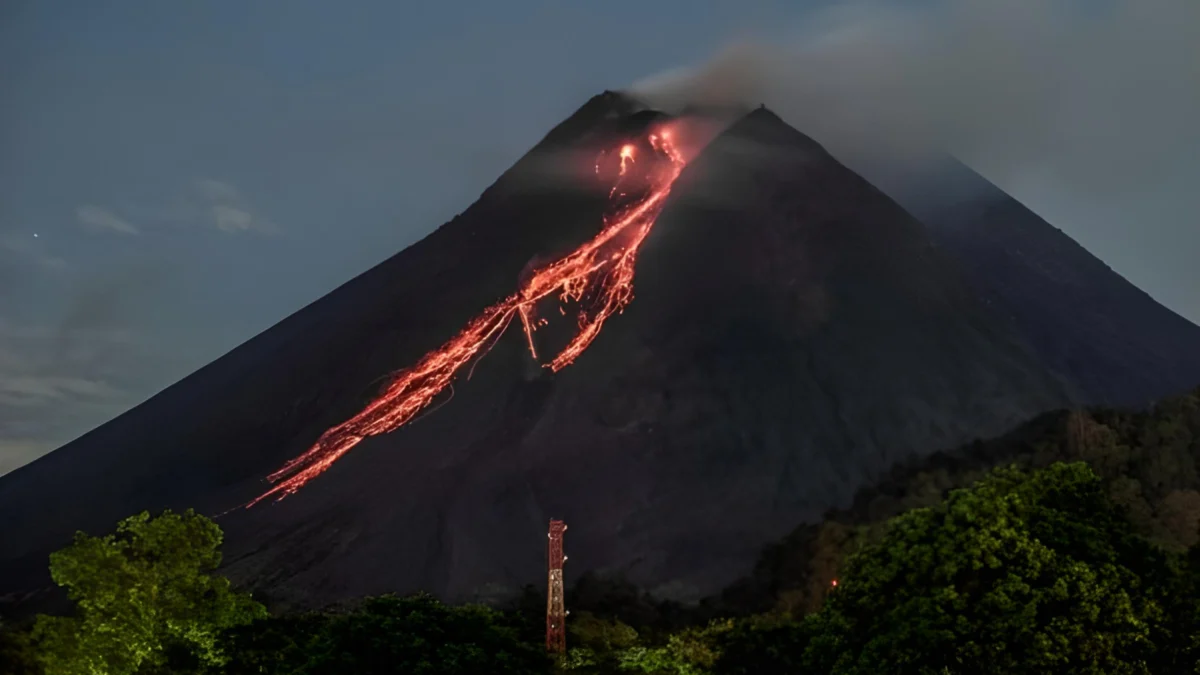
2,0,1197,475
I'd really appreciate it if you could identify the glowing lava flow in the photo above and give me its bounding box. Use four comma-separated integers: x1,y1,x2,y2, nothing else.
249,122,689,506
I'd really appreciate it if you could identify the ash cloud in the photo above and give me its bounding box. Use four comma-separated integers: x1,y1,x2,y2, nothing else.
631,0,1200,200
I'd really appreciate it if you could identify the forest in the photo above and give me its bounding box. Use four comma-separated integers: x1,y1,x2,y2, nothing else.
2,388,1198,674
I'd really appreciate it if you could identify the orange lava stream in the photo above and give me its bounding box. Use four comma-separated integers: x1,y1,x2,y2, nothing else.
249,124,687,506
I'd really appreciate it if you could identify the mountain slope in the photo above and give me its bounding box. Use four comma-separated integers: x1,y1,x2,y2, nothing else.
862,156,1200,407
1,98,1071,612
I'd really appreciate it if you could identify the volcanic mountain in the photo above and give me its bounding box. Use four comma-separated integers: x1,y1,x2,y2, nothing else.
0,92,1190,612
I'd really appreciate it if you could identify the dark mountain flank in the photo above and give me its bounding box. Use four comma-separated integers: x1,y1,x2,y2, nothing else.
864,156,1200,407
5,92,1180,615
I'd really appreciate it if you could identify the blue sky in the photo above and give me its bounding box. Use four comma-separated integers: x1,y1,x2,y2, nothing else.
1,0,1197,474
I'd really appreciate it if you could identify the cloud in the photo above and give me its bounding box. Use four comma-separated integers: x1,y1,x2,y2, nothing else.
212,204,254,232
0,319,149,476
76,205,139,235
193,178,241,203
192,179,278,234
0,232,67,272
0,257,170,472
630,0,1200,197
0,374,121,407
83,179,278,236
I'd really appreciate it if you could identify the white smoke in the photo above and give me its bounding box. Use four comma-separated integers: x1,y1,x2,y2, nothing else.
630,0,1200,197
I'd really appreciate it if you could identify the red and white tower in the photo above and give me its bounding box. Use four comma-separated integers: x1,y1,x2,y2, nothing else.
546,519,568,654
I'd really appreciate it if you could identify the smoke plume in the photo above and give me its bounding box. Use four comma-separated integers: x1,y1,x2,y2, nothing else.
630,0,1200,197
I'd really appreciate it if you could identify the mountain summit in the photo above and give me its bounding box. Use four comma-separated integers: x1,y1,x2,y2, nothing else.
0,94,1192,612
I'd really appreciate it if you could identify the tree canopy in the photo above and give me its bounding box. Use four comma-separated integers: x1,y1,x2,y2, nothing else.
30,509,266,675
716,462,1199,674
221,594,549,675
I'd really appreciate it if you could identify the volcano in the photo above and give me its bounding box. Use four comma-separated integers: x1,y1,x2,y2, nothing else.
0,92,1194,611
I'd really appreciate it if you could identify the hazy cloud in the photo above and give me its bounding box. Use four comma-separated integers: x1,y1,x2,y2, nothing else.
0,255,174,475
0,319,146,475
631,0,1200,197
76,205,139,235
0,247,177,477
0,233,67,272
193,179,240,203
87,179,278,236
193,179,278,234
0,374,121,407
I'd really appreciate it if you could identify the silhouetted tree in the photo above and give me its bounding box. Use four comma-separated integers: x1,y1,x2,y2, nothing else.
222,594,548,675
0,621,42,675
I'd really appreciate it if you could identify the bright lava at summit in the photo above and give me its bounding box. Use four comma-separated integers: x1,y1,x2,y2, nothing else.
250,120,694,507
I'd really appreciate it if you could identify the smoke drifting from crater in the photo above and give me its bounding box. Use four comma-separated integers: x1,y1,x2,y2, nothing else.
631,0,1200,196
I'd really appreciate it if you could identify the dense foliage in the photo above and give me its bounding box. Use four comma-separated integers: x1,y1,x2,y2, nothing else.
0,622,40,675
27,510,266,675
800,462,1194,673
221,594,548,675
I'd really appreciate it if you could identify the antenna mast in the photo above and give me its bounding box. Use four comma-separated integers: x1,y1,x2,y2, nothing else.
546,519,568,654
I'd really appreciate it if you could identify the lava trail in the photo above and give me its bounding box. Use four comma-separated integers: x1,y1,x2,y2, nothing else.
250,121,691,506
